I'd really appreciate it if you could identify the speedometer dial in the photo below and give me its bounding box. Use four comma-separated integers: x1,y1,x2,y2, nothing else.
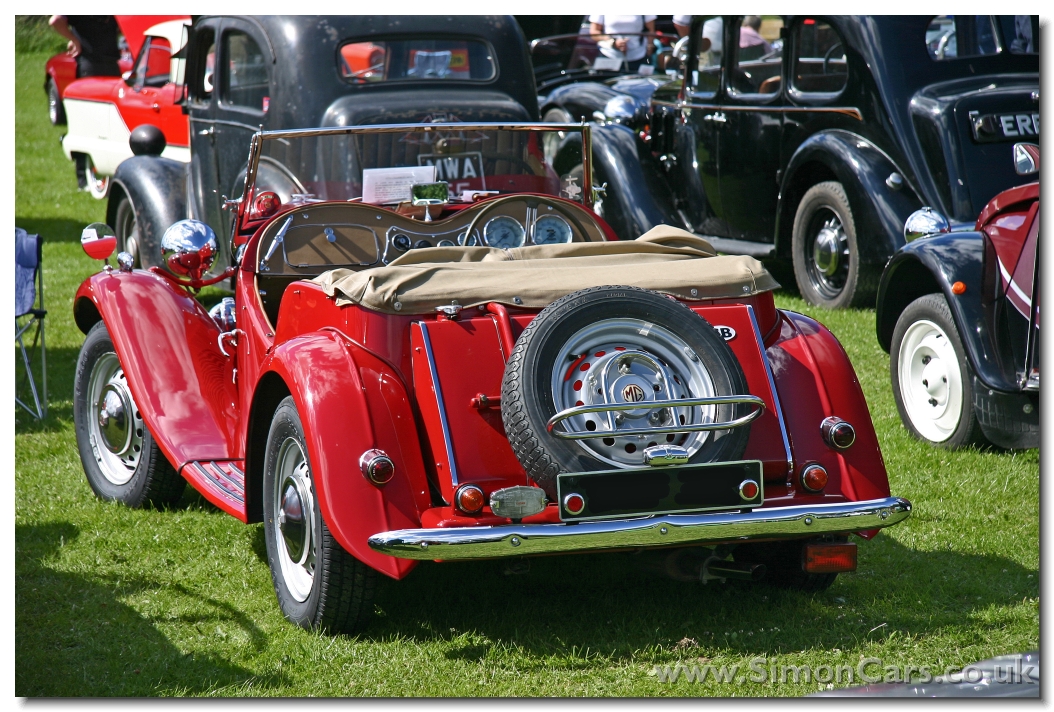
533,214,573,245
483,216,526,249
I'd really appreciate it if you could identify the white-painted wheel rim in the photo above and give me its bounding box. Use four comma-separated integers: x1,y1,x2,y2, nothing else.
898,319,963,442
88,161,110,200
272,437,316,602
551,317,717,467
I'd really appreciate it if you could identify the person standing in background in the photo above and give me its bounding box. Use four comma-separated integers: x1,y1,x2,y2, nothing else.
49,15,122,78
589,15,657,71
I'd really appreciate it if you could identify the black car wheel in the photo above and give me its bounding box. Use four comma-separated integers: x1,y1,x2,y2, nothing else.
501,286,753,498
113,193,143,267
47,78,66,125
73,321,186,507
890,293,987,448
791,181,877,309
263,396,377,634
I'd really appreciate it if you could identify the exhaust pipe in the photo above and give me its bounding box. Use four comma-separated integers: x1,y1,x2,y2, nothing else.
704,560,767,582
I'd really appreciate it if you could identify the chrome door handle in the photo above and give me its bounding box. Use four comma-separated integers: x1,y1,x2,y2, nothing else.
198,127,214,136
704,112,727,124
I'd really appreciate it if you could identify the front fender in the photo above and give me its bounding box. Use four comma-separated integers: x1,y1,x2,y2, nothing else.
591,123,671,240
73,270,239,468
778,130,921,265
263,330,431,580
543,82,622,121
107,155,187,267
876,232,1016,392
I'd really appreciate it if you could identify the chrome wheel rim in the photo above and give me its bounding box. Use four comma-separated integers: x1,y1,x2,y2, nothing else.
118,203,139,265
806,211,849,298
87,161,110,200
48,85,60,124
898,319,962,442
551,318,717,468
87,353,145,485
272,437,315,602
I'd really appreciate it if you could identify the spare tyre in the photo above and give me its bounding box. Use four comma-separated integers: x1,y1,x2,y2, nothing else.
501,286,753,498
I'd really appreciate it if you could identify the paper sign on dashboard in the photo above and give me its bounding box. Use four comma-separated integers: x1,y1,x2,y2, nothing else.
362,166,436,204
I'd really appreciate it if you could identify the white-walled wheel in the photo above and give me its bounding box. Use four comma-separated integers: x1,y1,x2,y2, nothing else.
87,158,110,199
262,396,378,633
502,286,753,498
73,321,185,507
47,79,66,125
890,293,985,448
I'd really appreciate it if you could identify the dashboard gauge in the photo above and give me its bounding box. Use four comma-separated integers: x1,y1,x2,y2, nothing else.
483,216,526,249
437,239,455,247
392,233,411,251
413,239,431,249
533,214,573,245
458,231,478,247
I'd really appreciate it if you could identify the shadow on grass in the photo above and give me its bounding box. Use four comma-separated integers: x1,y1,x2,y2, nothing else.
16,522,288,696
15,217,101,244
359,533,1037,661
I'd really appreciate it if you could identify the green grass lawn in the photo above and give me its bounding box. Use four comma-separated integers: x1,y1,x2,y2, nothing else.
14,49,1038,697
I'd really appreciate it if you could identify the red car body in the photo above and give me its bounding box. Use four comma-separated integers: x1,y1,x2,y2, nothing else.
73,122,910,630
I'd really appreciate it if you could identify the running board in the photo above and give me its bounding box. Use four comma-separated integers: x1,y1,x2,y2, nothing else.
696,234,776,259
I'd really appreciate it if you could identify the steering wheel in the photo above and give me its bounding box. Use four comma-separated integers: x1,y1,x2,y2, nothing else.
823,42,844,75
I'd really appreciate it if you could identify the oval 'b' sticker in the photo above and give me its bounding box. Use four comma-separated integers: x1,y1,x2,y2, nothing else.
713,325,736,341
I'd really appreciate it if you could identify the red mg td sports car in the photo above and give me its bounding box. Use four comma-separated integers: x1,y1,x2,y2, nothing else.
73,122,910,633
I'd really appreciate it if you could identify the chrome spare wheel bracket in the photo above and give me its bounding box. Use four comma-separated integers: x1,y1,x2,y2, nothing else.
546,395,765,440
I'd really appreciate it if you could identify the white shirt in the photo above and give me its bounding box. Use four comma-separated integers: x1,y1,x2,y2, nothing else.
589,15,657,62
669,16,724,55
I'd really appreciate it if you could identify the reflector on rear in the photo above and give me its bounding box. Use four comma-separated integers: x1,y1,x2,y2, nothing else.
803,542,857,574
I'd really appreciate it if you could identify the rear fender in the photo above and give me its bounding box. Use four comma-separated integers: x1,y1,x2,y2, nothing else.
73,270,239,467
263,330,430,580
778,130,921,265
107,156,187,266
767,311,891,516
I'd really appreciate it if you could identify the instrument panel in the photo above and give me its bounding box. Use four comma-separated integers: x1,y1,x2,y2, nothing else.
256,196,608,276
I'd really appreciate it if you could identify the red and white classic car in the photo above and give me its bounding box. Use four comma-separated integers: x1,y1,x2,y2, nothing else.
73,122,911,633
60,17,191,199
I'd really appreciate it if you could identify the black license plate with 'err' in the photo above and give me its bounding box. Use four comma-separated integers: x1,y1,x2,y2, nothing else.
556,460,763,522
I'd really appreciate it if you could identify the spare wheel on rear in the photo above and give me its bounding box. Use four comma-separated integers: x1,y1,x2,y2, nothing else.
501,286,753,498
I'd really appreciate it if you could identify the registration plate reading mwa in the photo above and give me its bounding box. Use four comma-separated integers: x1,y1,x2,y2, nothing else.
970,110,1040,143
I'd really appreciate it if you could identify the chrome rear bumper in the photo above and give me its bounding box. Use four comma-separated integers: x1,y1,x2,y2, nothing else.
368,497,911,561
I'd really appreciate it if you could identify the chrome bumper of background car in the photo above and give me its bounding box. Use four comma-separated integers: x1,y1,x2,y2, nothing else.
368,497,912,561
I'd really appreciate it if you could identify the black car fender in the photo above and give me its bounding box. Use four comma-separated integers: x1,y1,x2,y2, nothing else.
876,232,1017,393
590,123,671,240
107,156,188,265
777,130,921,266
542,82,623,122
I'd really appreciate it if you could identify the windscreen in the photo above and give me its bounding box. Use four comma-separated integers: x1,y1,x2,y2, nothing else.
253,125,589,205
531,33,678,81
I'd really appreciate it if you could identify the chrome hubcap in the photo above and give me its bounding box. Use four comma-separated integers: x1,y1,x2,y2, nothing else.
898,319,962,442
551,318,717,468
808,213,849,295
272,438,315,602
87,353,145,485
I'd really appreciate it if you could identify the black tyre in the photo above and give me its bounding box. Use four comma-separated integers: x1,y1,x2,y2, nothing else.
734,538,841,592
791,181,878,309
73,321,185,507
501,286,753,498
543,106,575,123
263,397,377,634
114,193,144,268
47,78,66,125
890,293,986,448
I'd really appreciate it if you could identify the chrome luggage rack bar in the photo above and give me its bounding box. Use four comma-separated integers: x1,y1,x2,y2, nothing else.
546,395,766,440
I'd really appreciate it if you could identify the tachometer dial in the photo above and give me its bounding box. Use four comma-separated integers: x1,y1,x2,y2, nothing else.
533,214,573,245
483,216,525,249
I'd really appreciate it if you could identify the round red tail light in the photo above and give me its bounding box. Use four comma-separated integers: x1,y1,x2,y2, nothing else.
455,485,485,515
801,463,828,492
563,493,586,516
252,191,281,219
359,449,395,485
738,479,760,501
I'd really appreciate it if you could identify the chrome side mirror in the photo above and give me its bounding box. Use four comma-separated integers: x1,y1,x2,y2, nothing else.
160,219,217,280
904,207,951,243
1014,143,1039,176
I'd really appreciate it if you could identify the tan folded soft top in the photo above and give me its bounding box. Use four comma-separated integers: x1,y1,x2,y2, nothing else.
312,225,779,314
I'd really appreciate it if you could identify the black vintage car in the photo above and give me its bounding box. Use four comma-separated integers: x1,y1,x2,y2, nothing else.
876,144,1039,449
107,15,538,269
576,15,1039,308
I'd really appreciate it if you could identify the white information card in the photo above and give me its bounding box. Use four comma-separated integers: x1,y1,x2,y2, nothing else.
362,166,437,205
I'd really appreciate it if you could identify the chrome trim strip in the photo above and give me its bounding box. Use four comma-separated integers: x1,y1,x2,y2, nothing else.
546,395,766,440
368,496,911,560
418,322,459,486
653,99,863,121
745,305,794,475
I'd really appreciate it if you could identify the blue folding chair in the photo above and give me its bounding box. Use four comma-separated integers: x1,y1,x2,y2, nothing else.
16,227,46,419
